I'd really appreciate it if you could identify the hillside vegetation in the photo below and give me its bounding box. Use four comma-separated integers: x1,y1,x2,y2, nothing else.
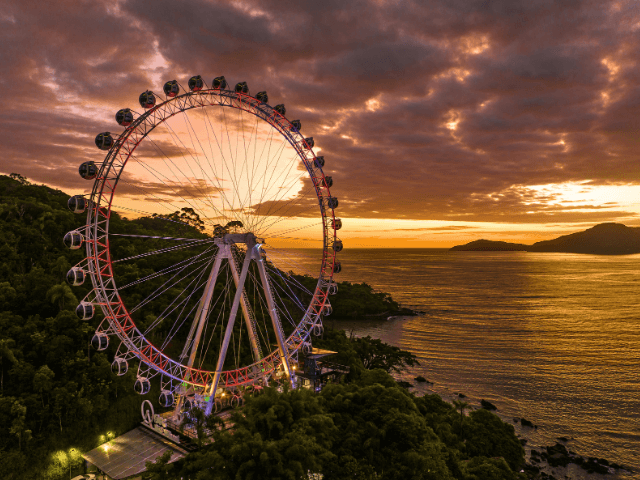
0,175,525,480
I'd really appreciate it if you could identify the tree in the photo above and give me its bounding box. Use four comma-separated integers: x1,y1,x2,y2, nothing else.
33,365,54,407
180,388,336,480
0,338,17,394
9,173,30,185
452,400,469,422
9,400,32,450
45,284,77,311
145,451,176,480
180,407,223,448
464,409,525,472
352,336,419,373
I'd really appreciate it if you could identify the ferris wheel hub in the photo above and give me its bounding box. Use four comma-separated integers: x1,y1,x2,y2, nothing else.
219,232,262,247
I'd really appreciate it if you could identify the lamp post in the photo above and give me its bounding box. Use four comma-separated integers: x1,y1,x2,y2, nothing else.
68,448,76,479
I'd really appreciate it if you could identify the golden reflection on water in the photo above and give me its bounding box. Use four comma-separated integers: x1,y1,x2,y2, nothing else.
285,249,640,473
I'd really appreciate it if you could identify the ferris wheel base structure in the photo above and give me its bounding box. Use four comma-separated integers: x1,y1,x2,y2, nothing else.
175,232,294,416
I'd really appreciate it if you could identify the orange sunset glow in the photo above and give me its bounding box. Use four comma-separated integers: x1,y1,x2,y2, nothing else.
2,1,640,248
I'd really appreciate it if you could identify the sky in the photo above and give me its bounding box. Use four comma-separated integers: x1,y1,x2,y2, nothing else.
2,0,640,247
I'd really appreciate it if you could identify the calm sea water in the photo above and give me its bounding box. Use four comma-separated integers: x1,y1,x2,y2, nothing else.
275,248,640,475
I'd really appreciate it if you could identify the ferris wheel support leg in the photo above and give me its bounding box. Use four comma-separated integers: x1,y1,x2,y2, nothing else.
255,252,292,386
174,251,224,417
205,246,253,415
228,248,263,363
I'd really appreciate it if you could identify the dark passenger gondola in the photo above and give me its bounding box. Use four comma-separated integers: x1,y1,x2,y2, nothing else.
68,195,87,213
163,80,180,97
188,75,204,91
77,302,94,320
79,161,97,180
212,76,227,89
115,108,133,127
235,82,249,94
66,267,85,286
64,230,83,250
95,132,114,151
92,332,109,350
139,90,156,109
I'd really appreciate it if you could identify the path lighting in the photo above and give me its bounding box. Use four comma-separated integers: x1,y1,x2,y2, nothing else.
106,431,114,439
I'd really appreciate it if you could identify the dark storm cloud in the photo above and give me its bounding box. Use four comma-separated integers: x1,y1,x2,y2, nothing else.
1,0,640,224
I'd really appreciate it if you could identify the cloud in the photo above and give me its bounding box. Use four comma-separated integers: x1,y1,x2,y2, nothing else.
1,0,640,228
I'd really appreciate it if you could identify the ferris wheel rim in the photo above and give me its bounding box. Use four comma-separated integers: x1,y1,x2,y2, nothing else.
84,86,338,390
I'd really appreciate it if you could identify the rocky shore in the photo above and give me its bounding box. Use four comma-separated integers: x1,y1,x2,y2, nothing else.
399,379,634,480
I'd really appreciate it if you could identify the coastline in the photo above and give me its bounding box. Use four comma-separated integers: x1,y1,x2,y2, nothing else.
330,317,634,480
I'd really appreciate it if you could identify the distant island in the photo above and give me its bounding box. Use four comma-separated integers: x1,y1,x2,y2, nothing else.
450,223,640,255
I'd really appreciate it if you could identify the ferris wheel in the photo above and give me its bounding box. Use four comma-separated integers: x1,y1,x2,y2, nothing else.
63,75,342,416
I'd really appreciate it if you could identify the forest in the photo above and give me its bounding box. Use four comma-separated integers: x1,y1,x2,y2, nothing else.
0,174,526,479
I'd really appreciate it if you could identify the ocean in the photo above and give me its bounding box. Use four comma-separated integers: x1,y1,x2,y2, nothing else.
275,248,640,477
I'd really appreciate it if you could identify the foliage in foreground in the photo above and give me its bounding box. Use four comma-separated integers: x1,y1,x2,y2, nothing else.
154,369,524,480
146,330,523,480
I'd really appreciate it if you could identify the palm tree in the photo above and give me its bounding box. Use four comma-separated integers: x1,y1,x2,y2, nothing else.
46,284,77,311
452,399,469,429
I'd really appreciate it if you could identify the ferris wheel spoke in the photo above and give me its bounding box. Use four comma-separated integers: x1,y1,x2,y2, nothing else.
246,115,261,232
266,263,314,297
249,139,293,232
112,239,213,264
203,105,255,229
131,151,221,225
263,245,323,278
223,106,263,231
256,201,321,238
118,251,212,291
111,204,210,229
180,110,233,222
250,146,301,230
268,220,322,239
267,274,300,329
251,166,315,235
129,246,217,314
132,146,206,215
157,261,229,351
147,124,228,223
146,261,212,337
202,105,240,216
110,234,211,242
266,266,309,312
201,104,232,222
187,106,241,228
116,176,204,221
241,111,264,233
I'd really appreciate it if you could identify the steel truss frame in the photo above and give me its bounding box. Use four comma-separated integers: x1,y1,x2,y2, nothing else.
83,87,338,393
